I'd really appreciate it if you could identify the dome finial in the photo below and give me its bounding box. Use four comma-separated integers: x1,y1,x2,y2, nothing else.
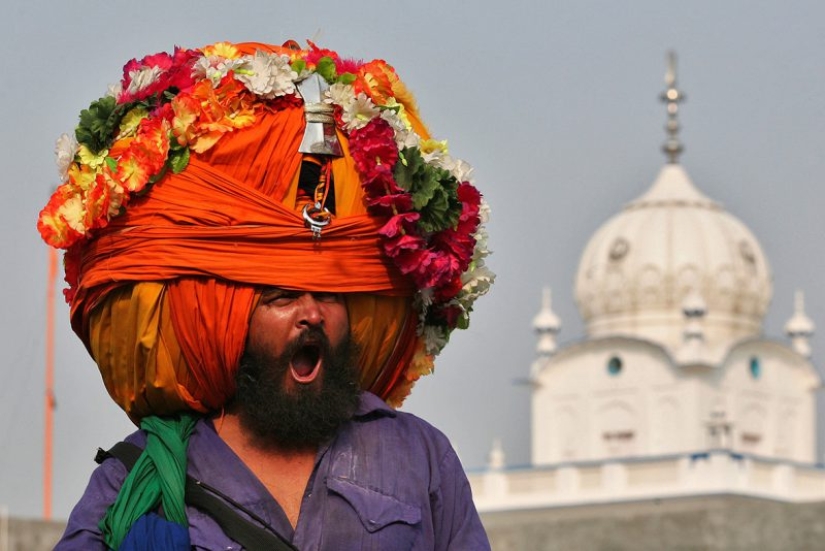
660,51,686,164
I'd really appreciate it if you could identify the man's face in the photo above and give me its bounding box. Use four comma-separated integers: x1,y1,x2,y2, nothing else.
234,289,359,450
245,289,351,391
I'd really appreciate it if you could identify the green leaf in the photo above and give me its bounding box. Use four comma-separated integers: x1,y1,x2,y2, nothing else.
104,157,118,172
393,147,425,191
418,182,460,233
148,164,168,185
338,72,356,85
291,59,307,75
315,56,337,84
168,147,190,174
75,96,125,154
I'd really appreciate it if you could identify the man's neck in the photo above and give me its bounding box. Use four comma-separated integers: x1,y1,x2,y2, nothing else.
214,411,317,529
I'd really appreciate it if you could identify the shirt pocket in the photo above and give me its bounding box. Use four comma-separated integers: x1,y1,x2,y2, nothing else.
325,476,422,550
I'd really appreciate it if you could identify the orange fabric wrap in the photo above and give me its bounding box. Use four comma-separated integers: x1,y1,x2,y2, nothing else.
76,103,425,419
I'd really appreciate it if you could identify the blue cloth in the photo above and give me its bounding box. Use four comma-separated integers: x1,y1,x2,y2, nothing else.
56,392,491,550
118,513,190,551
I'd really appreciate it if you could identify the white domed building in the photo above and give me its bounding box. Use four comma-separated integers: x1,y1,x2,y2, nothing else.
472,56,825,550
533,160,817,466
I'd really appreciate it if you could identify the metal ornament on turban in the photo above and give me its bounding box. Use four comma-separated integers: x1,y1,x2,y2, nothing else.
38,41,494,421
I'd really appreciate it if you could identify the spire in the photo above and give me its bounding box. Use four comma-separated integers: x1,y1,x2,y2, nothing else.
533,287,561,357
785,290,815,358
660,51,686,164
487,438,506,470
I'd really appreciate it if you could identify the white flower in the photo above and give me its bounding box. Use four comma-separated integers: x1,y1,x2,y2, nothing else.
395,129,421,150
461,262,495,296
326,82,355,108
477,198,491,224
235,51,297,98
449,159,474,184
421,148,447,166
126,66,164,96
106,82,123,98
342,93,380,130
472,226,491,261
418,287,435,308
422,324,449,355
380,109,406,133
54,133,78,180
193,56,245,86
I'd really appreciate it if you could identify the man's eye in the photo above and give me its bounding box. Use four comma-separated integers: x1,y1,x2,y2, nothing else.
314,293,342,303
262,290,298,304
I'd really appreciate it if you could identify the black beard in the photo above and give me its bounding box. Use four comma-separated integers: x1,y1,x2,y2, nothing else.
233,327,360,451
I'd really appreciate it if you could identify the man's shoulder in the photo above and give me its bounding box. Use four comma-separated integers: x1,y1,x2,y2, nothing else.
351,392,455,452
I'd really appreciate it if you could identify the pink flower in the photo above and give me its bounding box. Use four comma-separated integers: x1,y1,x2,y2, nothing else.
367,193,413,215
305,41,340,67
118,47,199,104
359,165,401,198
378,211,420,237
336,57,364,76
383,233,427,259
349,119,398,174
456,182,482,234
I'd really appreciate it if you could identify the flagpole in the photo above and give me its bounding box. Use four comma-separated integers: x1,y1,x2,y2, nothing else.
44,246,57,520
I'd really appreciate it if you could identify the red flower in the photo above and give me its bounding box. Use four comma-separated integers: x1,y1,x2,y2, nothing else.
367,193,414,215
434,304,463,328
305,40,340,67
431,229,474,270
456,182,482,234
359,166,402,199
434,275,464,302
349,119,398,174
378,211,420,238
383,233,427,259
336,58,364,76
118,47,199,104
419,248,462,289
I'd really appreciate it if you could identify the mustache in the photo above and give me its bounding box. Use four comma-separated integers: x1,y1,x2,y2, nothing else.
285,326,333,358
239,326,334,385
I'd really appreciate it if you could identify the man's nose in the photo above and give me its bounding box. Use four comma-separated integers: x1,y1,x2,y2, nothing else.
296,293,324,327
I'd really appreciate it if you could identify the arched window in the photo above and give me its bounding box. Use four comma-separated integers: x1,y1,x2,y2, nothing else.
749,357,761,380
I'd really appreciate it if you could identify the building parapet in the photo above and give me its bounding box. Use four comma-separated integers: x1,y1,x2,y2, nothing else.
468,450,825,513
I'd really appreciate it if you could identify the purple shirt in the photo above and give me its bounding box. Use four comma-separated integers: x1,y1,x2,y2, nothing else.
56,392,490,550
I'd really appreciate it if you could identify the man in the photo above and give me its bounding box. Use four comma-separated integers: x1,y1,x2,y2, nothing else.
41,40,493,550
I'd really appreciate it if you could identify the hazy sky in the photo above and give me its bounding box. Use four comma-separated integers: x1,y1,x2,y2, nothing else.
1,0,823,519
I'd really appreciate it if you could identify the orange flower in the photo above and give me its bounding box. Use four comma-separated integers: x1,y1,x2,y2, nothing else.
356,60,416,110
171,94,200,147
186,76,258,153
37,183,85,248
84,174,115,230
115,117,170,192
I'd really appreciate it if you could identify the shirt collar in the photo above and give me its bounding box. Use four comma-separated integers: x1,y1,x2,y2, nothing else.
353,391,396,420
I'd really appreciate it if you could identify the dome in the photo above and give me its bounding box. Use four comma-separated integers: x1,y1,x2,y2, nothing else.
574,163,773,353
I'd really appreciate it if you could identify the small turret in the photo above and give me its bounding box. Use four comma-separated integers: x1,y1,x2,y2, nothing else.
785,290,815,358
533,287,561,357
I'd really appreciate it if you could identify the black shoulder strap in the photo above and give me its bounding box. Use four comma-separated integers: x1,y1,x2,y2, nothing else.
97,443,298,551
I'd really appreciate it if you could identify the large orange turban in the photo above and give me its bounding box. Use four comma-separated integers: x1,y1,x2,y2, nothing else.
38,41,493,421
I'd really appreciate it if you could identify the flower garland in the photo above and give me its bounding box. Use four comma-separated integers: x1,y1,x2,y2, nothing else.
38,41,494,360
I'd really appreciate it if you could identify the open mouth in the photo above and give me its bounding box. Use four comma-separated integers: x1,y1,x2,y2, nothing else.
290,343,322,384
